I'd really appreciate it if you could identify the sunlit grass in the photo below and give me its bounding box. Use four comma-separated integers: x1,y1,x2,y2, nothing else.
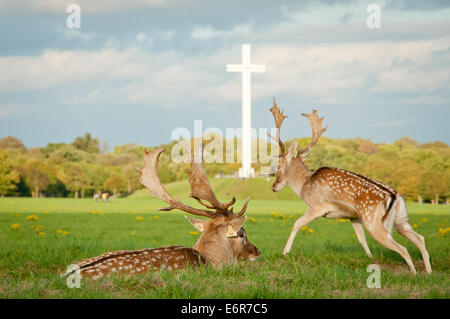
0,196,449,298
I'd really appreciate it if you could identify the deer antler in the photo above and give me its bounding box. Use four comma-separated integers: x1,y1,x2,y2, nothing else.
138,146,249,219
186,145,236,214
268,98,288,156
297,109,327,158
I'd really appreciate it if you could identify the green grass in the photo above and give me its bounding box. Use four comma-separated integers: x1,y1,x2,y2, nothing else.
0,196,449,298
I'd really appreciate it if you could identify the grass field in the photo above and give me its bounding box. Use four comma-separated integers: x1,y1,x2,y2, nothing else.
0,195,449,299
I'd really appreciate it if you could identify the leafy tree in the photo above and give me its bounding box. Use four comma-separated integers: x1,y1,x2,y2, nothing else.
103,173,125,196
123,166,141,193
22,160,53,198
0,136,26,151
71,133,100,154
0,151,19,196
61,164,90,198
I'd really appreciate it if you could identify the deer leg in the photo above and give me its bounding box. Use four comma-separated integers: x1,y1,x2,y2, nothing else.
351,218,372,258
369,227,417,275
283,209,322,256
395,221,432,274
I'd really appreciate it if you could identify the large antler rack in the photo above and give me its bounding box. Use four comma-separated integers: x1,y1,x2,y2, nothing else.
297,110,327,158
137,146,249,219
268,98,288,156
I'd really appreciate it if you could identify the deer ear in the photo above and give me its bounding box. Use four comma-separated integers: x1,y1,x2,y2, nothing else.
287,141,297,159
185,216,205,232
225,216,247,238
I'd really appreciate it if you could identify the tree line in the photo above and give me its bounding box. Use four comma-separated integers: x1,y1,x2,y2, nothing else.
0,134,448,203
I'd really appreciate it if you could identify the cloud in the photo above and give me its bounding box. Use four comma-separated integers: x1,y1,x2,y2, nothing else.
402,95,448,105
191,24,253,40
0,48,146,92
1,37,449,111
0,0,171,14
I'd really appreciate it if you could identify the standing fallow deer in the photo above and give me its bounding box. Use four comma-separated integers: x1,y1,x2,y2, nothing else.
268,98,431,275
67,146,260,280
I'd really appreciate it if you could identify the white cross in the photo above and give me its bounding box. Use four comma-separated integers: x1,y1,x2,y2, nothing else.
226,44,266,178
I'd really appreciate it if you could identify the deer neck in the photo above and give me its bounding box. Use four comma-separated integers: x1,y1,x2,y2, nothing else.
193,236,233,267
288,158,312,197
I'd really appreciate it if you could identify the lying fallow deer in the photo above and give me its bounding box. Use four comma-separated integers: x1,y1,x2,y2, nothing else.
268,98,431,275
67,146,260,280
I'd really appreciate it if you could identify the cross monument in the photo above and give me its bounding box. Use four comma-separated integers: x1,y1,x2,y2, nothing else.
226,44,266,178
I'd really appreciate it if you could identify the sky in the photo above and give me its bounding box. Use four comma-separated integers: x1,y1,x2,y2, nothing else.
0,0,449,149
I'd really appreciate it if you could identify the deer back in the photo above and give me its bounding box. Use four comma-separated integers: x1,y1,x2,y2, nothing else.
302,167,398,221
73,246,206,279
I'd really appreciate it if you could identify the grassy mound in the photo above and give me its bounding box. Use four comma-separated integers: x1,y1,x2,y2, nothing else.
130,177,299,201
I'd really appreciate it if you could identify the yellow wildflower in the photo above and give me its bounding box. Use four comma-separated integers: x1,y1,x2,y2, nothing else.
62,231,69,235
136,216,144,222
131,231,135,236
92,211,98,215
44,212,49,215
154,216,160,219
438,227,450,236
412,224,419,228
99,211,104,215
279,214,286,219
308,228,314,233
301,226,308,231
25,214,39,221
10,223,20,230
421,218,428,223
38,232,45,236
289,215,295,219
270,212,277,217
248,217,257,223
189,231,199,235
56,230,63,234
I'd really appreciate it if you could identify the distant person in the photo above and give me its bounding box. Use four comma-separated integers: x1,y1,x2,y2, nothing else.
93,193,100,201
102,192,109,203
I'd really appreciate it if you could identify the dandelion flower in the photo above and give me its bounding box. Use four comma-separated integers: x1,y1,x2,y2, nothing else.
92,211,98,215
44,212,49,215
189,231,199,235
56,230,63,234
438,227,450,236
10,223,20,230
270,212,277,217
25,215,39,221
421,218,428,223
308,228,314,233
154,216,160,219
62,231,69,235
136,216,144,222
412,224,419,228
248,217,257,223
38,232,45,236
301,226,308,231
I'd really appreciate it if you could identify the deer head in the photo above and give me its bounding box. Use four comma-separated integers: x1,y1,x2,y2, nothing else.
268,98,327,192
137,145,261,267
